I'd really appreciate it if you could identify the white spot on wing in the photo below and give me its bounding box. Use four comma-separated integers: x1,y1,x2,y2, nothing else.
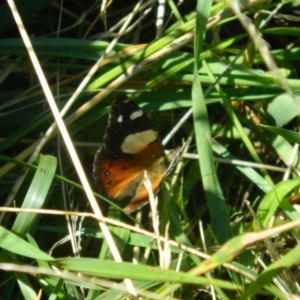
117,115,123,123
130,110,143,120
121,129,158,153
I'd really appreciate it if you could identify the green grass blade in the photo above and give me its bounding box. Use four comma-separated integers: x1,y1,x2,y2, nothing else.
267,93,300,127
261,124,300,144
15,270,38,300
256,179,300,229
212,139,272,193
53,257,238,290
0,226,52,261
0,38,120,60
241,244,300,299
203,60,273,185
11,154,57,237
99,208,130,260
192,0,231,244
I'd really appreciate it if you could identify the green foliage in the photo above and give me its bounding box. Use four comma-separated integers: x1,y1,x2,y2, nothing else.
1,0,300,299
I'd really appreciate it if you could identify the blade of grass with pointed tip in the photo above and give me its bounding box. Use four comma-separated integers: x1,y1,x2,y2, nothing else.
15,270,37,300
192,0,231,244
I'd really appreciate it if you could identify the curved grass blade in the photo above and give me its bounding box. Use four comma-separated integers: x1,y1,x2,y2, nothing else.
256,179,300,229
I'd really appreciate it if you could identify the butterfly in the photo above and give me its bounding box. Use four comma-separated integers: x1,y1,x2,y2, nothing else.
92,93,178,213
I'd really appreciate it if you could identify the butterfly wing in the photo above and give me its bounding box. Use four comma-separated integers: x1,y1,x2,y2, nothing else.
93,93,169,212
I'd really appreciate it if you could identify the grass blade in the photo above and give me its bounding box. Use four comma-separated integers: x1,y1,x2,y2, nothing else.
192,0,231,244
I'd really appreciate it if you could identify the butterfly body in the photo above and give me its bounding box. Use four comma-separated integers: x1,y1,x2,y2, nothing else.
93,93,175,213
